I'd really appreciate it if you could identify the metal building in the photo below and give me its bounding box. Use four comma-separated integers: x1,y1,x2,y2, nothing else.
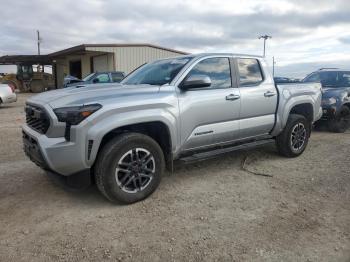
50,44,188,87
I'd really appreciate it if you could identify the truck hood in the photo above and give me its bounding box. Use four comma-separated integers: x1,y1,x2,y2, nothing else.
27,84,161,108
322,87,349,99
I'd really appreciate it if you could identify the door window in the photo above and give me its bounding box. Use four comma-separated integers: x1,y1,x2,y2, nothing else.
187,57,231,89
339,72,350,87
237,59,263,86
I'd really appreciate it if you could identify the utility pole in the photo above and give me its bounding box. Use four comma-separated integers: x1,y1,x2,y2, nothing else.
37,30,41,55
272,56,276,77
258,35,272,57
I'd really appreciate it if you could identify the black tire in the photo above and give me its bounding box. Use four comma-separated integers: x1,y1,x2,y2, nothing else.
328,106,350,133
313,120,325,131
30,80,45,93
94,133,165,204
276,114,310,158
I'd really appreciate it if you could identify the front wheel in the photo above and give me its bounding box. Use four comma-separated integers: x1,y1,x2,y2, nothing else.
276,114,310,158
328,106,350,133
94,133,165,204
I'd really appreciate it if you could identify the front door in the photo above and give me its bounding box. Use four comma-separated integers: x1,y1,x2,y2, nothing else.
236,58,278,139
69,60,82,79
177,57,241,151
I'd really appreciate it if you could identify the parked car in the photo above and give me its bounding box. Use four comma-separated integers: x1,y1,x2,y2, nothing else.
274,77,301,84
0,83,16,106
64,71,125,87
23,54,322,204
303,68,350,132
63,75,82,87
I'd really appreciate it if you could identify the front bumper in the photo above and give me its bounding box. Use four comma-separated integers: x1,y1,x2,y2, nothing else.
320,106,337,120
22,124,90,176
3,93,17,104
23,131,49,169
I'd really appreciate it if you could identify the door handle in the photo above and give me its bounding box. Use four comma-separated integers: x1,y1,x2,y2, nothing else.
226,94,240,101
264,91,276,97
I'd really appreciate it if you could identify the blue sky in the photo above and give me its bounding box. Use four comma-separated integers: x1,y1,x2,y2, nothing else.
1,0,350,78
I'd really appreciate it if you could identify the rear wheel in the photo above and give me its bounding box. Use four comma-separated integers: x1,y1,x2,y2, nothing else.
328,106,350,133
276,114,310,157
30,80,46,93
95,133,165,204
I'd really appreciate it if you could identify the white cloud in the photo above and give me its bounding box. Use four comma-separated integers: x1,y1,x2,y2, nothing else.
1,0,350,77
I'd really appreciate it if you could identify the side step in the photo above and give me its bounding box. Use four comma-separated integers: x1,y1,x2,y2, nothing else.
179,139,275,164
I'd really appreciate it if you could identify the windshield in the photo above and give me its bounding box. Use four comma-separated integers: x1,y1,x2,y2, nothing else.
83,73,95,81
303,71,350,88
122,57,193,85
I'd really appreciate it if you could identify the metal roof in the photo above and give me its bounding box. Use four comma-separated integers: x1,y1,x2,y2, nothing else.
0,43,189,65
0,55,53,65
49,43,189,57
193,53,263,58
318,68,350,71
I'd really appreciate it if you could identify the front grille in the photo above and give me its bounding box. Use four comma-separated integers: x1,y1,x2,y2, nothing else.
25,104,50,134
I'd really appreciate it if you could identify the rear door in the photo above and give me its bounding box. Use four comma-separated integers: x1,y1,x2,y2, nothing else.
177,57,241,151
235,58,277,139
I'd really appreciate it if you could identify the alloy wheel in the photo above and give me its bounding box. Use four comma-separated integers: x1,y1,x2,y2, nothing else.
290,123,307,152
115,148,155,193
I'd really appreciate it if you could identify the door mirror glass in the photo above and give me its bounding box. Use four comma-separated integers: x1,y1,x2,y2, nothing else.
181,74,211,89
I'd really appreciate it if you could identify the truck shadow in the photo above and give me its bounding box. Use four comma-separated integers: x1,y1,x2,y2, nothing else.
43,144,281,206
173,143,280,171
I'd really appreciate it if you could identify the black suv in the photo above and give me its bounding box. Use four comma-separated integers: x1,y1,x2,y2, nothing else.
303,69,350,132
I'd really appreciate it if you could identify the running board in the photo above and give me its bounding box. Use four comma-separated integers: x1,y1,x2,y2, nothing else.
178,139,275,164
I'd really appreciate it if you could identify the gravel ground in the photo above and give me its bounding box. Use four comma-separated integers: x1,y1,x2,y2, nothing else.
0,93,349,262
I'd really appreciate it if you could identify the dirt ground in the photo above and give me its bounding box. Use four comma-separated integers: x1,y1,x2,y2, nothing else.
0,93,349,262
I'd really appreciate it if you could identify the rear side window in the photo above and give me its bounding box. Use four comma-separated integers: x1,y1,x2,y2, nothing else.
187,57,231,89
111,72,124,82
237,59,263,86
304,71,350,87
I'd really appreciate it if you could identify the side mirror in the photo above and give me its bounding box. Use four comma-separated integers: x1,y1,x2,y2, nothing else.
92,78,100,83
180,74,211,90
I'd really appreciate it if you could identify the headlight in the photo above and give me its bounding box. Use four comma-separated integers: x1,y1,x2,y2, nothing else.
322,97,337,106
54,104,102,125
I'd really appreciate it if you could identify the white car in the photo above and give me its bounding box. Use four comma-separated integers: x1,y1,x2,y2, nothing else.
0,83,17,106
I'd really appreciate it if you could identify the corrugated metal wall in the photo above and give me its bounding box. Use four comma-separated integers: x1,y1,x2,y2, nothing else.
86,46,183,74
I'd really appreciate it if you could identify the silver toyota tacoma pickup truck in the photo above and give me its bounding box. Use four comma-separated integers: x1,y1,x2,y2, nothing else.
23,54,322,204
